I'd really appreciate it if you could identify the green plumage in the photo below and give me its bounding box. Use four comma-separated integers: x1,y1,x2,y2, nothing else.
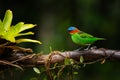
70,31,105,46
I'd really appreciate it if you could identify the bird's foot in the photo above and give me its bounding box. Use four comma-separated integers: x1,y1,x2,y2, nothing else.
84,44,91,50
74,47,83,51
84,48,89,50
84,46,97,50
90,46,97,49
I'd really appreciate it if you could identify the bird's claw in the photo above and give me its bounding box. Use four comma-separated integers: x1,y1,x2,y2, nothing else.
90,46,97,49
84,44,91,50
74,47,83,51
84,46,97,50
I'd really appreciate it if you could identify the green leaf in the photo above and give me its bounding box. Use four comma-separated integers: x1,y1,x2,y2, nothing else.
0,19,4,35
53,75,57,80
6,36,15,42
2,33,15,42
16,32,34,37
83,64,86,67
33,67,40,74
16,39,42,44
64,58,74,65
64,58,70,65
19,24,36,32
2,22,24,42
73,65,81,69
80,56,84,63
0,10,42,44
2,22,36,43
2,10,12,31
73,72,78,75
9,22,24,36
70,59,74,64
49,46,53,52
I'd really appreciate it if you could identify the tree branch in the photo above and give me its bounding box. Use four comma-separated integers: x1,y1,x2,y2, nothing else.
0,46,120,68
35,48,120,64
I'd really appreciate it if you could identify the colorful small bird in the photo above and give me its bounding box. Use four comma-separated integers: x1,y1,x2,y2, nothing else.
68,26,105,49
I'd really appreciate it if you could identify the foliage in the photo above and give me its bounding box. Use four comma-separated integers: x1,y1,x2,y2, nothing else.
32,59,83,80
31,52,86,80
0,10,41,44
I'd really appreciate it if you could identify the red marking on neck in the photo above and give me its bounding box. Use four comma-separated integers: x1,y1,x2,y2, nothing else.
69,29,80,34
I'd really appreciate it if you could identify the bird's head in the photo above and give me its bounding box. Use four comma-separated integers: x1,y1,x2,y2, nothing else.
67,26,80,34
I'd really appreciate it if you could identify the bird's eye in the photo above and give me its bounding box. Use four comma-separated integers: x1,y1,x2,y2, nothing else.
68,30,71,32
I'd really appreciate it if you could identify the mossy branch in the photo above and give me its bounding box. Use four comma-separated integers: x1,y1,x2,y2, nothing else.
0,46,120,69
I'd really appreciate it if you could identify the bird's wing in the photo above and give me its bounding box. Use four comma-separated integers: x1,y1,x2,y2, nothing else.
79,31,94,38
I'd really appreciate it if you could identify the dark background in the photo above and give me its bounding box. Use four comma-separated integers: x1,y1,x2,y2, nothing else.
0,0,120,80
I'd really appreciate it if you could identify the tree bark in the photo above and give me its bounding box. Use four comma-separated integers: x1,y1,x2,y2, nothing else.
0,46,120,68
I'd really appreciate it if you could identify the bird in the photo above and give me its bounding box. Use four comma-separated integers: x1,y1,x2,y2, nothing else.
67,26,105,50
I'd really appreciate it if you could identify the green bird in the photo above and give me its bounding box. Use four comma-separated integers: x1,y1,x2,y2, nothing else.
68,26,105,49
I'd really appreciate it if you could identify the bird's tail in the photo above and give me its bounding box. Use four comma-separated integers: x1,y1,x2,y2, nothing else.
96,38,106,40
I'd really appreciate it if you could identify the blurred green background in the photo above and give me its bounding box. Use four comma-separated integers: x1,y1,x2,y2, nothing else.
0,0,120,80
